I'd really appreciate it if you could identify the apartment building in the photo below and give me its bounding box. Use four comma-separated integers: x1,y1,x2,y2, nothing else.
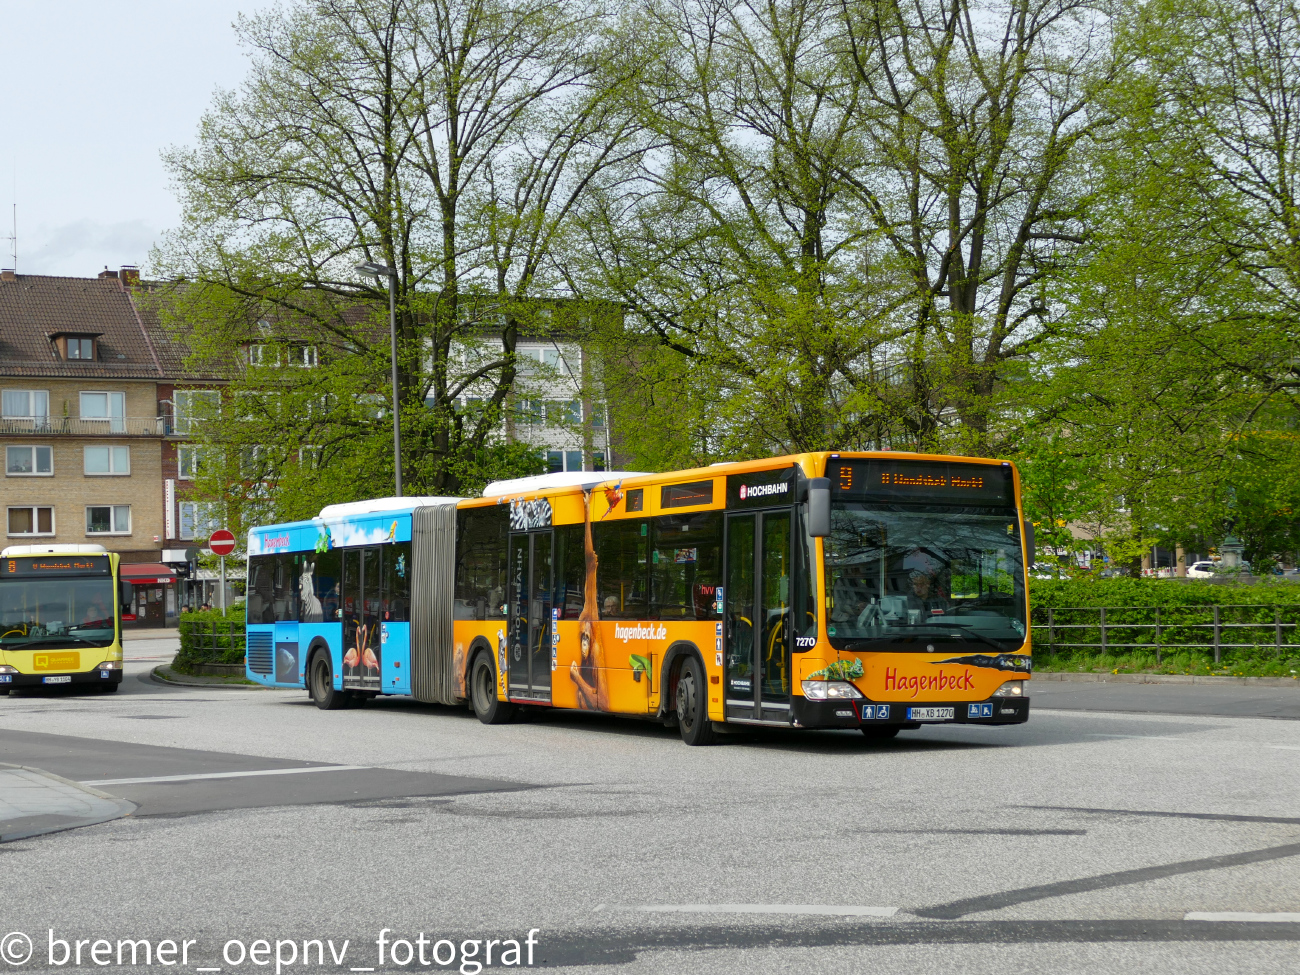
0,267,220,625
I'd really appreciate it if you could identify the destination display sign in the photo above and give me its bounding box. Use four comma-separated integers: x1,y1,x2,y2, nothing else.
829,459,1014,504
1,555,111,577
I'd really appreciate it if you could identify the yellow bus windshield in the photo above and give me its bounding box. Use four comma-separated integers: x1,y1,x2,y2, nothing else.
0,576,117,650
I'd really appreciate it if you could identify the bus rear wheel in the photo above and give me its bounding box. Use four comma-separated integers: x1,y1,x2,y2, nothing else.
676,655,718,746
471,652,515,725
308,651,347,710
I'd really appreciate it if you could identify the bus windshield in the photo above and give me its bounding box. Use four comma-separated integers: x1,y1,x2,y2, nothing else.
0,578,117,649
824,503,1026,653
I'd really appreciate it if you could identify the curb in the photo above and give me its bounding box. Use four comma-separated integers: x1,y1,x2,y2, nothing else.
150,665,266,690
1033,672,1300,688
0,763,136,843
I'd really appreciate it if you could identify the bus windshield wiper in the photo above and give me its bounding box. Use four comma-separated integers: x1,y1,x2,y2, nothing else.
926,622,1013,652
0,636,107,649
839,624,1009,653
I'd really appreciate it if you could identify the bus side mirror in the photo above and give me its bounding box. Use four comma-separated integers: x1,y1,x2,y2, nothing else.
808,478,831,537
1023,520,1035,567
119,579,134,609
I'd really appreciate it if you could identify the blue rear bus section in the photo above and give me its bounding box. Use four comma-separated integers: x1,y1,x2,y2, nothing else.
244,508,416,695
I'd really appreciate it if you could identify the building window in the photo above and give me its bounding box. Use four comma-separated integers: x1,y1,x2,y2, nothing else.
80,391,126,433
289,343,318,368
240,446,264,477
177,446,203,480
86,505,131,535
173,390,220,435
547,400,582,426
592,451,606,472
590,406,605,428
1,389,49,420
8,506,54,535
178,501,218,541
5,445,52,475
66,337,95,360
519,399,543,426
248,344,276,367
84,445,130,475
546,449,585,473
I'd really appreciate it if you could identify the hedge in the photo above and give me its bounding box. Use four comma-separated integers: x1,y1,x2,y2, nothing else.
176,604,247,667
1028,578,1300,609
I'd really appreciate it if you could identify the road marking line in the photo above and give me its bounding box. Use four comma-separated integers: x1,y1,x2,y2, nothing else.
635,904,898,917
1087,734,1182,741
82,766,370,786
1266,746,1300,751
195,968,222,971
1185,912,1300,922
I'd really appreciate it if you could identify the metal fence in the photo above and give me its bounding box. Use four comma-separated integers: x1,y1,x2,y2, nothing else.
179,620,246,658
1033,605,1300,665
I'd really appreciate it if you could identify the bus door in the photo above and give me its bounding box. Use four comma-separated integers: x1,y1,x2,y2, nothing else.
507,529,553,702
725,510,792,721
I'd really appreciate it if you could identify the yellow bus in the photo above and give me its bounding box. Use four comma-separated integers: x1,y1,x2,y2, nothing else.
0,545,129,694
250,451,1032,744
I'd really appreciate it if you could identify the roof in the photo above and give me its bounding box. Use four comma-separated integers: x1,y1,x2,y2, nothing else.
481,472,648,497
318,496,464,518
0,272,219,382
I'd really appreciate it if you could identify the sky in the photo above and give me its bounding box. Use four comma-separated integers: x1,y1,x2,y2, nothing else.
0,1,269,277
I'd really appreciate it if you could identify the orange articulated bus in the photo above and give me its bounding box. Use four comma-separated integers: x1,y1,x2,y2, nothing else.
248,452,1033,745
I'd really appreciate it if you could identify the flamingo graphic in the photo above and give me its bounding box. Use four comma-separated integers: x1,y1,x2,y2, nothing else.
343,644,360,672
360,623,380,677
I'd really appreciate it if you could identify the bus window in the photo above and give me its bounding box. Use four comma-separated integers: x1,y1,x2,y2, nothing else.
553,524,585,619
362,547,381,632
649,512,721,620
303,548,341,622
247,555,274,624
455,507,508,620
272,552,298,621
796,510,817,641
593,519,648,619
383,542,410,622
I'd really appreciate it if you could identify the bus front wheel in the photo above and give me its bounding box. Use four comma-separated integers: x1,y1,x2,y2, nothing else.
676,655,718,746
471,652,515,725
309,651,347,711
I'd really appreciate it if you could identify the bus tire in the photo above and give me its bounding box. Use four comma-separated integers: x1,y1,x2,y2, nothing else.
471,652,515,725
308,650,347,711
676,655,718,746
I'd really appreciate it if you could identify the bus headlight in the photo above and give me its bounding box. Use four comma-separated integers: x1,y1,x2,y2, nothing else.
801,680,864,700
95,661,120,670
991,680,1026,697
0,665,16,675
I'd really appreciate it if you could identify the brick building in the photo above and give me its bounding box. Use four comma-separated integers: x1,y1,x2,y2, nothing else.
0,266,222,626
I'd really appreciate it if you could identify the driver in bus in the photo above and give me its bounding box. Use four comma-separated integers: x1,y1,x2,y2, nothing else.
906,568,951,616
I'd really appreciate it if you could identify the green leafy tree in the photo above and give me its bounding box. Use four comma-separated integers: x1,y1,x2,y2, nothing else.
155,0,635,525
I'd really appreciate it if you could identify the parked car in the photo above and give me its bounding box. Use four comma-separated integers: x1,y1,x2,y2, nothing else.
1187,561,1219,579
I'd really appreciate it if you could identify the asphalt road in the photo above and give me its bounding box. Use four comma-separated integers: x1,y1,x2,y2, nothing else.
1,638,1298,974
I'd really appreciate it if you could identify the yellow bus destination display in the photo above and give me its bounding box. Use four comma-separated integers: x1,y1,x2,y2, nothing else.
1,555,111,576
831,459,1013,504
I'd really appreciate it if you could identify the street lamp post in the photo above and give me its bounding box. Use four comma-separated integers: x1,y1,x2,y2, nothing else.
355,261,402,497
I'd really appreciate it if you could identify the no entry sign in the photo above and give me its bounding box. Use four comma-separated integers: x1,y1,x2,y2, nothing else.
208,529,237,556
